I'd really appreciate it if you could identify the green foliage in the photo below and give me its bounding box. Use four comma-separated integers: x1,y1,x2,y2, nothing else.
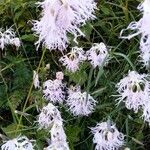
0,0,149,150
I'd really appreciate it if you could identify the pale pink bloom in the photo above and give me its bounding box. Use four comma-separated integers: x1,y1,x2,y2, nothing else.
44,117,69,150
142,101,150,125
32,0,68,51
116,71,150,113
33,0,97,51
59,46,86,72
86,42,110,68
43,79,65,103
43,71,65,103
1,136,35,150
44,141,69,150
91,121,124,150
37,103,63,129
66,86,96,116
0,27,20,50
50,123,67,143
139,47,150,67
120,0,150,68
120,0,150,40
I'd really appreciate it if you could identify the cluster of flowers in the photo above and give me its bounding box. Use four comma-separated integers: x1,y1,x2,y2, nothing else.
34,70,126,150
118,0,150,125
60,43,111,72
4,0,150,149
120,0,150,68
38,103,69,150
32,69,125,149
0,27,20,51
42,71,96,116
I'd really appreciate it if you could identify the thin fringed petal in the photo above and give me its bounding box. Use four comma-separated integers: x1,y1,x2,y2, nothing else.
37,103,63,129
91,121,124,150
1,136,35,150
116,71,150,113
44,141,69,150
66,86,96,116
120,0,150,68
43,72,65,103
86,42,111,68
0,27,20,50
59,46,86,72
32,0,97,51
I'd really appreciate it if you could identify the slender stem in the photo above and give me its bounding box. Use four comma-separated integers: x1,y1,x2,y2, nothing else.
86,68,94,93
86,68,94,101
15,48,47,135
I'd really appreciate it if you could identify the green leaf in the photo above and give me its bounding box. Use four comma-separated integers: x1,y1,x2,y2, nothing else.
2,123,20,138
21,34,36,42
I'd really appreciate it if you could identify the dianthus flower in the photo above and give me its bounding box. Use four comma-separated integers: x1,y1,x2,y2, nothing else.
59,47,86,72
91,121,124,150
0,27,20,50
120,0,150,67
44,141,69,150
142,101,150,125
116,71,150,113
86,42,110,68
66,86,96,116
1,136,35,150
44,117,69,149
37,103,63,129
43,72,65,103
32,0,97,51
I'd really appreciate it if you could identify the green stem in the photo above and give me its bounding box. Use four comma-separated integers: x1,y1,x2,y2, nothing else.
15,48,47,135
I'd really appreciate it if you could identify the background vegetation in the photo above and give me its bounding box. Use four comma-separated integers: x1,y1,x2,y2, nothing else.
0,0,149,149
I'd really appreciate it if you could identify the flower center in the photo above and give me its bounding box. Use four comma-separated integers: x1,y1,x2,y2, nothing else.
68,51,78,61
103,130,114,141
129,82,145,92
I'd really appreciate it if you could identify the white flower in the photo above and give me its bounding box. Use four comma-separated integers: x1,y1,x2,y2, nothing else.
66,86,96,116
137,0,150,14
10,38,21,47
44,141,69,150
44,117,69,150
43,77,65,103
0,27,20,50
43,71,65,104
50,123,67,143
33,70,40,89
32,0,68,51
86,42,110,68
120,0,150,39
59,47,86,72
116,71,150,113
142,101,150,125
1,136,35,150
120,0,150,68
91,121,124,150
32,0,97,51
37,103,63,129
139,47,150,67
